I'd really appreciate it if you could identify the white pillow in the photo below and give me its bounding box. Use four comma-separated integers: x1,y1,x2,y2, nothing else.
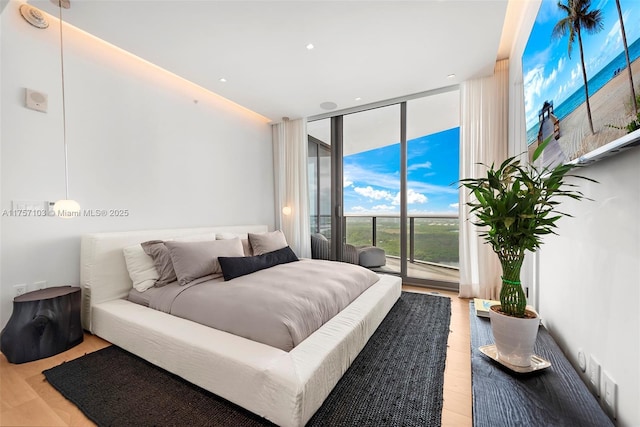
123,233,216,292
123,244,159,292
217,232,252,256
248,230,288,256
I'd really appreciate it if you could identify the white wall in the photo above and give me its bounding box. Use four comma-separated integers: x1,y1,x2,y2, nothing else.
539,151,639,426
509,2,640,426
0,0,274,327
507,1,540,311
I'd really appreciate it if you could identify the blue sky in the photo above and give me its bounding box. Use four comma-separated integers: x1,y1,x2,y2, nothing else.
343,127,459,215
523,0,640,130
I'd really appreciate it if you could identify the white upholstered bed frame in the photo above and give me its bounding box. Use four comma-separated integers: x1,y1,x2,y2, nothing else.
80,224,402,427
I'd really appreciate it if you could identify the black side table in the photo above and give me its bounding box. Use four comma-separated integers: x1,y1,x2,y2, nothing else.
1,286,83,364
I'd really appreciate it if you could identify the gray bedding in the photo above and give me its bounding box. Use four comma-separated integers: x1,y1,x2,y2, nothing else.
133,259,379,351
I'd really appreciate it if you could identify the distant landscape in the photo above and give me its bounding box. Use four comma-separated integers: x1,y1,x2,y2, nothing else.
345,217,459,267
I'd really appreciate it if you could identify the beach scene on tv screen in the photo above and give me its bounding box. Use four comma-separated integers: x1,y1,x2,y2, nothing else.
523,0,640,167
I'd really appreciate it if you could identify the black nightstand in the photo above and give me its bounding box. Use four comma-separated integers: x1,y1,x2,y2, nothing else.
0,286,83,364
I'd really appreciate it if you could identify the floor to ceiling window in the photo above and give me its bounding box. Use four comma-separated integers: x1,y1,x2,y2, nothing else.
343,104,401,275
404,91,460,285
307,119,332,238
308,88,460,290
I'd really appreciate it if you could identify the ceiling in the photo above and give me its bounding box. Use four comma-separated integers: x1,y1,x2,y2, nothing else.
29,0,522,123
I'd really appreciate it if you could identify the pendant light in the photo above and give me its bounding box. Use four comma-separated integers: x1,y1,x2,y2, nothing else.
51,0,81,219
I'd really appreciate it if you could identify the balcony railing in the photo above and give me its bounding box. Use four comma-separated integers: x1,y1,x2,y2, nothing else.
311,213,460,270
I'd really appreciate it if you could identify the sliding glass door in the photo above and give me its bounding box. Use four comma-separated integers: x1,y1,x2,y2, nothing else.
343,104,401,274
307,89,460,290
405,93,460,285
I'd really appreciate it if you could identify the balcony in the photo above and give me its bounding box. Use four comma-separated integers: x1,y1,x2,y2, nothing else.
311,214,460,284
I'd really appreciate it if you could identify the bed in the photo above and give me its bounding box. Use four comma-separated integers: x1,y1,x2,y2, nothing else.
80,224,402,427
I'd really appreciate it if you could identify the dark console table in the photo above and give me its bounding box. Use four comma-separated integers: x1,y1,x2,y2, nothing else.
1,286,83,364
470,302,612,427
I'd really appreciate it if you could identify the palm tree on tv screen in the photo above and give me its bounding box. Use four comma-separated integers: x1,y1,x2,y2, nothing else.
615,0,638,115
552,0,604,135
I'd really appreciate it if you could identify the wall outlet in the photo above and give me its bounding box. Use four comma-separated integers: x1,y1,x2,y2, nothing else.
577,348,587,372
588,355,601,396
34,280,47,290
11,200,47,211
602,370,617,419
13,284,27,297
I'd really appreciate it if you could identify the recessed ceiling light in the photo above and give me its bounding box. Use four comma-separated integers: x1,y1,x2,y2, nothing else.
447,74,456,79
355,97,362,101
219,78,227,83
320,101,337,110
306,43,314,50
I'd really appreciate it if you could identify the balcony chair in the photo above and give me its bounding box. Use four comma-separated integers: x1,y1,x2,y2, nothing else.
310,233,386,268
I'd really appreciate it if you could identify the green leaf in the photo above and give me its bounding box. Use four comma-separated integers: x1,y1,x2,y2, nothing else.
461,148,596,268
504,217,515,229
532,139,550,162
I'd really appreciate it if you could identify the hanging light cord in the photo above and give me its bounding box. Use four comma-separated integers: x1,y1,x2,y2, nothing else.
58,1,69,200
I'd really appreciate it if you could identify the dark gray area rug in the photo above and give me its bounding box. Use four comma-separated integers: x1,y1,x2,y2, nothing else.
43,292,451,427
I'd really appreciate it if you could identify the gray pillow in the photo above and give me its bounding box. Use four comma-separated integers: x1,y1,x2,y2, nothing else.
141,240,177,287
248,230,288,256
165,238,244,286
216,233,253,256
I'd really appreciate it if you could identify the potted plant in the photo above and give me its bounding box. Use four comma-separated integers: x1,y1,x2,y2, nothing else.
460,142,595,367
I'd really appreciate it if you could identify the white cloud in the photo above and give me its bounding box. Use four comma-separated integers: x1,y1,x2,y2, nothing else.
371,204,397,212
407,161,432,171
345,163,456,197
344,164,400,190
544,67,558,90
449,202,459,209
344,177,353,188
523,64,545,128
560,62,583,99
543,57,569,92
604,16,622,54
408,179,458,195
392,189,428,205
349,206,367,213
570,62,582,82
407,189,427,204
354,186,394,200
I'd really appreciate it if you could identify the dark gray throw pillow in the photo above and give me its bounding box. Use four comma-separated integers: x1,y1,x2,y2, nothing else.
218,246,299,281
141,240,177,287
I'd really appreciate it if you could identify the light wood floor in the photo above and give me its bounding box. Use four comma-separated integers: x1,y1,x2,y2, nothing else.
405,286,472,427
0,286,472,426
378,258,460,283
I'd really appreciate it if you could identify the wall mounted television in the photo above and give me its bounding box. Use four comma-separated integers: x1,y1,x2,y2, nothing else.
523,0,640,168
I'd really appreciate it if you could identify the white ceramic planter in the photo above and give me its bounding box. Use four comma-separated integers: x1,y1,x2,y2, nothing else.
489,306,540,367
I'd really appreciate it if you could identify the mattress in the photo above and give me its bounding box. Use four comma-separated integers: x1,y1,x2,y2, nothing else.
129,259,380,351
127,287,156,306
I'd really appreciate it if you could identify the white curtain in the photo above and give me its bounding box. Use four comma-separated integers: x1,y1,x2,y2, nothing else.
272,118,312,258
458,59,509,299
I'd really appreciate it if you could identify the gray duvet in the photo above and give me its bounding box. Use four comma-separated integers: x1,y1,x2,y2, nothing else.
147,259,380,351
